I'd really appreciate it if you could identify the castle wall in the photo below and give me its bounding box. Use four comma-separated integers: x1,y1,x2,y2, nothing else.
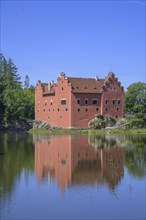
35,72,124,128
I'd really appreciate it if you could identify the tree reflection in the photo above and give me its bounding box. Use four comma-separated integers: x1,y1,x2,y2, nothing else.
0,132,34,200
89,134,146,178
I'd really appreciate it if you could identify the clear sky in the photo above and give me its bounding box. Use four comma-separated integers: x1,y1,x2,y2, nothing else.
0,0,145,90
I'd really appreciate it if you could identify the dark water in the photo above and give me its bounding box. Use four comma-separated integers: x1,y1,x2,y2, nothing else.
0,132,146,219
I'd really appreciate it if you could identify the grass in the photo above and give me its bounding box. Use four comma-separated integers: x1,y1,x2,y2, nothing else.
28,128,146,135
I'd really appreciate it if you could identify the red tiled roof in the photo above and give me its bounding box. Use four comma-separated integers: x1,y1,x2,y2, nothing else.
68,77,105,93
41,83,55,95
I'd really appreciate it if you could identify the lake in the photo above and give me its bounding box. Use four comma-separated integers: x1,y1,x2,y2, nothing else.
0,132,146,219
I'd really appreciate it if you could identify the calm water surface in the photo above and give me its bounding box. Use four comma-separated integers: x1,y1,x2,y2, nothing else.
0,132,145,219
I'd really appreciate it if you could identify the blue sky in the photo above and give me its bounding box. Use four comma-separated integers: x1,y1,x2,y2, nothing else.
1,0,145,90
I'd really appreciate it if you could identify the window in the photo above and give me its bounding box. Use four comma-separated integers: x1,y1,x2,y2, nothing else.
96,108,98,111
78,108,80,112
45,100,47,105
117,107,119,111
92,99,98,105
37,109,40,113
43,109,45,112
77,98,80,104
60,116,62,119
105,107,108,112
116,115,118,119
112,99,116,105
61,99,66,105
48,109,50,112
65,108,68,111
118,100,121,105
50,100,53,105
105,99,108,104
58,108,60,111
61,87,64,90
48,116,50,119
84,98,88,105
38,102,40,106
85,108,88,112
113,87,116,92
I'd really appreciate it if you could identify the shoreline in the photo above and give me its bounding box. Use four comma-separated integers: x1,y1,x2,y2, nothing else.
28,128,146,135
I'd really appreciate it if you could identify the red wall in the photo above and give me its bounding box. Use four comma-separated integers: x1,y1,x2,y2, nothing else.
71,93,102,128
35,73,124,128
101,77,124,118
35,73,72,128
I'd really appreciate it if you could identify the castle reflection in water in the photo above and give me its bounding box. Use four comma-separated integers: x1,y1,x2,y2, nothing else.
34,135,124,191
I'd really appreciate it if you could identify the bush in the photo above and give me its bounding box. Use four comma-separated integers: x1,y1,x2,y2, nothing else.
117,118,129,125
135,113,144,119
129,119,145,129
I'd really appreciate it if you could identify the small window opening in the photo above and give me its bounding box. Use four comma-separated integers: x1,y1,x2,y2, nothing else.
92,99,98,105
77,99,80,104
61,99,66,105
85,99,88,105
113,99,116,105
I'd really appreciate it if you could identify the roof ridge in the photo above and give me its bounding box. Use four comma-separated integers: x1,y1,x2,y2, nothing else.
68,77,104,80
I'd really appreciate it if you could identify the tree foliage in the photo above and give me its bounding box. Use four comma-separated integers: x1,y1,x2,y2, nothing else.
0,53,34,121
124,82,146,113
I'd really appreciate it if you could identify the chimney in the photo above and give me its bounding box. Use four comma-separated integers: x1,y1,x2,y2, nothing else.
48,82,51,91
95,76,99,80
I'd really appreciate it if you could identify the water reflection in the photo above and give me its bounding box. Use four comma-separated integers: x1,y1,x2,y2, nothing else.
34,135,124,191
0,133,146,219
0,132,34,199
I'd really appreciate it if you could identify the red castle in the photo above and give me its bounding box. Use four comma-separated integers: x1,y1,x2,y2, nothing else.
35,72,124,128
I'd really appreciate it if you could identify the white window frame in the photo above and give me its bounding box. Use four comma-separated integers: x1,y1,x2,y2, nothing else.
61,98,67,105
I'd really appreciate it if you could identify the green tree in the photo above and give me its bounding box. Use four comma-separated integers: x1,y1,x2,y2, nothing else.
24,74,30,88
19,86,35,119
124,82,146,113
2,58,22,120
0,53,35,122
